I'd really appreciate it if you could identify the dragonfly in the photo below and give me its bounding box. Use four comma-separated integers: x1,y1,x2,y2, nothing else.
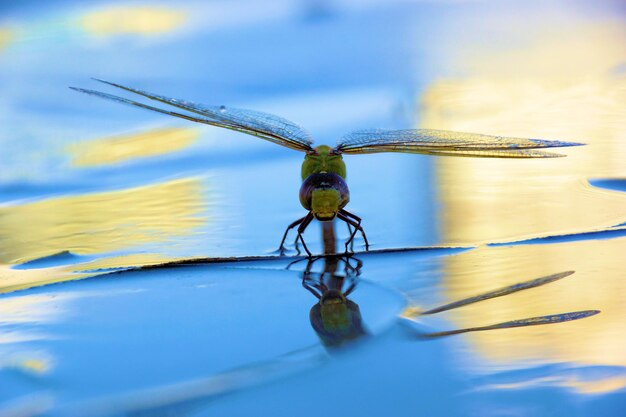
71,79,584,256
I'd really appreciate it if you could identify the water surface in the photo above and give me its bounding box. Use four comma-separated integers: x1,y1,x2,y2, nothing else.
1,1,624,416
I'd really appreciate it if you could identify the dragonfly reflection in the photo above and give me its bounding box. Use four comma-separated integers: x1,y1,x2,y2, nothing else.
72,80,585,256
294,257,599,348
296,256,368,348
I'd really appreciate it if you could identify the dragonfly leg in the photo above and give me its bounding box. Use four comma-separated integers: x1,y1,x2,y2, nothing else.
294,212,315,257
337,211,369,253
293,234,308,256
286,255,321,270
302,263,324,299
278,215,307,255
296,233,312,257
346,223,353,250
343,256,363,277
346,223,354,252
340,209,363,224
340,209,363,252
339,209,361,253
293,234,301,255
343,279,359,297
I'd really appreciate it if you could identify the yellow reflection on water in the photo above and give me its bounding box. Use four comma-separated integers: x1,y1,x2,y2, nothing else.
422,77,626,244
483,374,626,396
0,263,102,295
564,375,626,395
69,127,199,167
81,6,186,37
440,237,626,369
70,253,175,272
0,27,12,50
11,359,50,374
0,292,72,324
420,14,626,244
419,12,626,392
450,20,624,80
0,178,205,265
0,252,201,294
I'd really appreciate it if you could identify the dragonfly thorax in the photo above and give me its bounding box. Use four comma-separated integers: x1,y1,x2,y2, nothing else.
301,145,346,180
299,172,350,221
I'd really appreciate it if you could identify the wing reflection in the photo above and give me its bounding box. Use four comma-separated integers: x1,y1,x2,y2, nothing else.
412,310,600,339
420,270,575,315
402,270,600,339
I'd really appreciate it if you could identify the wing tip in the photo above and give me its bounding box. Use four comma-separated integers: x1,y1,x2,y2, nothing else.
91,77,114,85
69,86,133,106
530,138,586,148
70,79,119,94
69,86,96,95
573,309,602,319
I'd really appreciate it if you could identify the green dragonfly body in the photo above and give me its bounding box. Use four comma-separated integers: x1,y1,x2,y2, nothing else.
72,79,584,256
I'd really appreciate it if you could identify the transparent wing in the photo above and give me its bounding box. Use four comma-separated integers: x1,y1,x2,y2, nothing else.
71,79,314,152
407,149,566,158
336,129,584,158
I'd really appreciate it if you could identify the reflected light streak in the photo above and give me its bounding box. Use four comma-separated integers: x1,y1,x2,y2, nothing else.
0,178,205,265
419,11,626,394
0,263,101,295
0,292,74,324
441,238,626,374
482,374,626,396
564,375,626,395
0,27,12,50
422,16,626,244
69,127,199,167
453,20,625,79
81,6,186,37
422,77,626,244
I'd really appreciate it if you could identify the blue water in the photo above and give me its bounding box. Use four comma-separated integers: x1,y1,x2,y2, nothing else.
1,1,625,416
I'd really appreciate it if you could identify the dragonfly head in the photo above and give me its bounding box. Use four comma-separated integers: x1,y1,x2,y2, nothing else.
300,173,350,218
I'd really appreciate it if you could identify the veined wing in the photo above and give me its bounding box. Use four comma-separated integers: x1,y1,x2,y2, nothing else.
336,129,584,158
71,79,314,152
405,149,567,158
